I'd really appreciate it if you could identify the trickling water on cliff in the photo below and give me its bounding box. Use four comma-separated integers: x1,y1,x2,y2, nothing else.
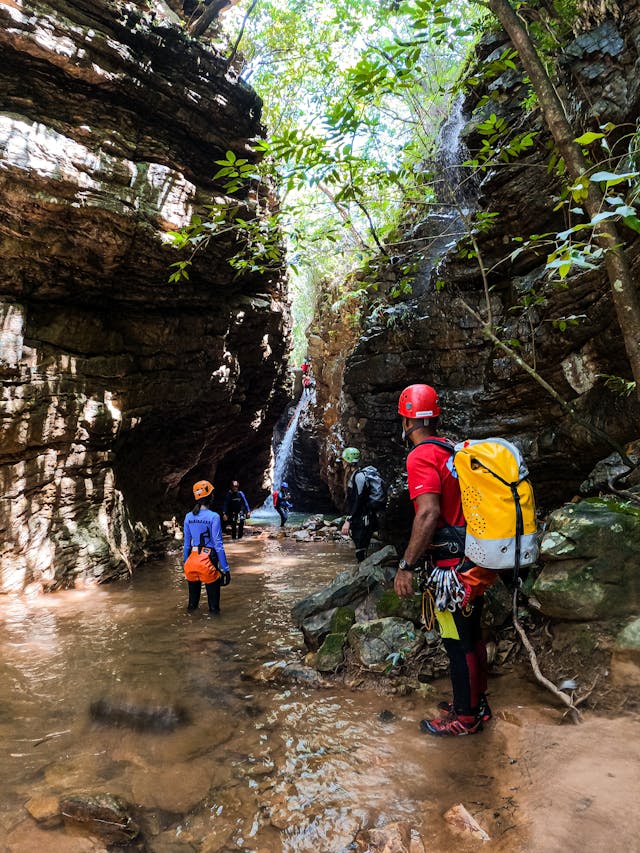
404,97,478,301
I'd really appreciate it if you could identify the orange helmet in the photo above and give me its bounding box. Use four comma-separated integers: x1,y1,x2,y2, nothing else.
193,480,214,500
398,384,441,419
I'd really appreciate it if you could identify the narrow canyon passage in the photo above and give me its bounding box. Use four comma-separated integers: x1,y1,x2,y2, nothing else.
1,534,638,852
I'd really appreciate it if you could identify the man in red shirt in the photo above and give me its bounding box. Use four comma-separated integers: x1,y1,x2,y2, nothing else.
394,384,495,736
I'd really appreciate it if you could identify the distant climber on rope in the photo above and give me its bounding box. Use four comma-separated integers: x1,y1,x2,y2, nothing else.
183,480,231,615
222,480,251,540
302,374,314,396
273,481,293,528
340,447,386,563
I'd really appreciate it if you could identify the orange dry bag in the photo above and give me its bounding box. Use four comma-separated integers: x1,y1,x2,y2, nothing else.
184,535,221,584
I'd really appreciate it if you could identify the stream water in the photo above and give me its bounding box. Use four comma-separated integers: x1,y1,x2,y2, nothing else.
0,533,514,852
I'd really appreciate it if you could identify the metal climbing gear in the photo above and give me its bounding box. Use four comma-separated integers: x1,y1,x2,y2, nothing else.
422,565,470,613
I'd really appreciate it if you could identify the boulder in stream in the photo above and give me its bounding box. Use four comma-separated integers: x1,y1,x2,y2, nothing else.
348,617,424,672
59,793,139,844
315,632,347,672
291,545,397,625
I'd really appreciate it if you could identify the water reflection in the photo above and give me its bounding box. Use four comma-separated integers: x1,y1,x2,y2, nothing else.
0,537,476,850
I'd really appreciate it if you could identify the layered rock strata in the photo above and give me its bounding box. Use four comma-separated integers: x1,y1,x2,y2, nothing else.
309,4,640,536
0,0,290,590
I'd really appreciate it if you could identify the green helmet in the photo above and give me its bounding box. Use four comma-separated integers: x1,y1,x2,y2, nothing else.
341,447,361,464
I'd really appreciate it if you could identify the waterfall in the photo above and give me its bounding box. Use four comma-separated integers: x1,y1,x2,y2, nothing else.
258,392,310,513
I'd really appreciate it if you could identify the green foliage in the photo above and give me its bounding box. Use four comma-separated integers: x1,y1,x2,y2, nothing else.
599,374,637,398
165,162,284,281
168,0,484,356
463,111,538,170
212,151,259,194
540,123,640,281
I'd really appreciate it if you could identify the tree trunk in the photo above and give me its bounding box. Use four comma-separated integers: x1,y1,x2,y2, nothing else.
487,0,640,395
189,0,236,38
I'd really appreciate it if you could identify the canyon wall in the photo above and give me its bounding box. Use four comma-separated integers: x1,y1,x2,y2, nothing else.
306,3,640,539
0,0,290,591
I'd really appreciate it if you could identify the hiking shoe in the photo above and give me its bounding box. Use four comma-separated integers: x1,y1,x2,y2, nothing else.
420,712,483,737
437,694,492,723
479,694,492,722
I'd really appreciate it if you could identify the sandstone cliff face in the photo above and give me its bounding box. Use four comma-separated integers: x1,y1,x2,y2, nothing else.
308,4,640,537
0,0,290,591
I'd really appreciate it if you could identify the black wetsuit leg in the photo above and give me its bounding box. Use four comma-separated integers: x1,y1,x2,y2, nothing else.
441,597,485,715
350,513,375,562
204,579,221,612
187,580,201,611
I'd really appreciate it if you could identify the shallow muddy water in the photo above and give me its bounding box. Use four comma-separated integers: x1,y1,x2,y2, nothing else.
1,533,639,852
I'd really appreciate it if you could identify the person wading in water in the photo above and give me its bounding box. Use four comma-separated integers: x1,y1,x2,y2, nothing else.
222,480,251,540
394,384,496,736
273,482,292,527
183,480,230,615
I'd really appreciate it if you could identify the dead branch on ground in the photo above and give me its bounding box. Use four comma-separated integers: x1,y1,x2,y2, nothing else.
512,589,582,723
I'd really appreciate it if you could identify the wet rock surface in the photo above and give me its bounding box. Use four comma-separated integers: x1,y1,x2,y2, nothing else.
59,793,139,844
0,0,290,590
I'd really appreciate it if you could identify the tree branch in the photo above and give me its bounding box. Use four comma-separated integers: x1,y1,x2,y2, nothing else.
512,589,582,723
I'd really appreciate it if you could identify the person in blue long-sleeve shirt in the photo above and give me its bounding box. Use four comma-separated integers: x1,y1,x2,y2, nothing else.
222,480,251,539
274,481,293,528
183,480,230,615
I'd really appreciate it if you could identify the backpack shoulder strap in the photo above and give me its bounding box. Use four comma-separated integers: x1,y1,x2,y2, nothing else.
411,438,455,455
354,468,368,491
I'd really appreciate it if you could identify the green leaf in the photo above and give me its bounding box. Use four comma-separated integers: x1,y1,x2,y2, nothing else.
590,211,617,225
574,132,604,145
590,170,639,185
612,205,637,218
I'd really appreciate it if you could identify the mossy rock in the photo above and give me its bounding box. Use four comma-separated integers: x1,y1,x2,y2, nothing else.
375,589,422,623
330,606,356,635
315,633,347,672
347,617,424,672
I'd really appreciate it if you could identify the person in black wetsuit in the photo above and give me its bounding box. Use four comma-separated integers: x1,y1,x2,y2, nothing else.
222,480,251,540
340,447,377,563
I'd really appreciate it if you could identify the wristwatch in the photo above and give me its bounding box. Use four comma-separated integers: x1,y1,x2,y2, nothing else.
398,558,416,572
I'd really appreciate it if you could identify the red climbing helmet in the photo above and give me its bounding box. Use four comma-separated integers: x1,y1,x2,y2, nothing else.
397,384,441,419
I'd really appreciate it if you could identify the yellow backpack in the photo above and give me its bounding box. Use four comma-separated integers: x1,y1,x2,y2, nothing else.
421,437,539,573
